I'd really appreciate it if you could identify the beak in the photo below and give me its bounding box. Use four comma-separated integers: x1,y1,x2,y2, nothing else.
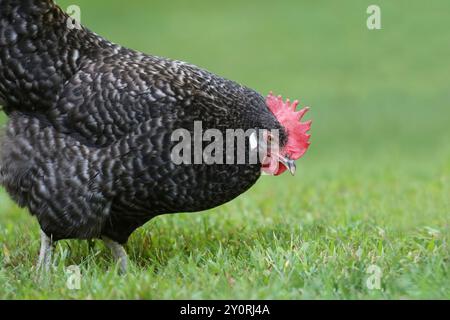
279,155,296,176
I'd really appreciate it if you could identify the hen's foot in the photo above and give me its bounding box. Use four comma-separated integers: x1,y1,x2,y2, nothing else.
36,230,53,273
102,237,128,274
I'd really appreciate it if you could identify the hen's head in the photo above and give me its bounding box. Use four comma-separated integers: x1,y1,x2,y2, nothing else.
261,92,312,176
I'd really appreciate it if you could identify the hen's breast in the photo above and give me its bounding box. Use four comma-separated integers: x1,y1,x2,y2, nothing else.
45,49,268,216
1,44,274,242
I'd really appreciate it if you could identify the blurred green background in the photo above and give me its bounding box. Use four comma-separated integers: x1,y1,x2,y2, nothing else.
0,0,448,299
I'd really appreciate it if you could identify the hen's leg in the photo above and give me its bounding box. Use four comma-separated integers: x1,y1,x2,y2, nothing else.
102,237,128,274
37,230,53,272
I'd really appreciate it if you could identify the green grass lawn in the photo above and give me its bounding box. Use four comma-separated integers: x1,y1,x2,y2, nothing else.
0,0,449,299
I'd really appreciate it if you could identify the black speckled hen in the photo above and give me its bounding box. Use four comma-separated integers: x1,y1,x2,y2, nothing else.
0,0,311,272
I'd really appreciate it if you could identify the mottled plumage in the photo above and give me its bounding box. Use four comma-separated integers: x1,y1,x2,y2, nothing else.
0,1,313,274
0,0,290,247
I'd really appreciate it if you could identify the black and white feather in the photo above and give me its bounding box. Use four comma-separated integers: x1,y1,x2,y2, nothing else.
0,0,286,245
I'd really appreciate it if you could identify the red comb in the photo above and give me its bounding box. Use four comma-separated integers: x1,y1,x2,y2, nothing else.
266,92,312,160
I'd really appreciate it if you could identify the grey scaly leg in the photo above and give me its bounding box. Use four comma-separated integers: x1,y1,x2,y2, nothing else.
37,230,53,273
102,237,128,274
